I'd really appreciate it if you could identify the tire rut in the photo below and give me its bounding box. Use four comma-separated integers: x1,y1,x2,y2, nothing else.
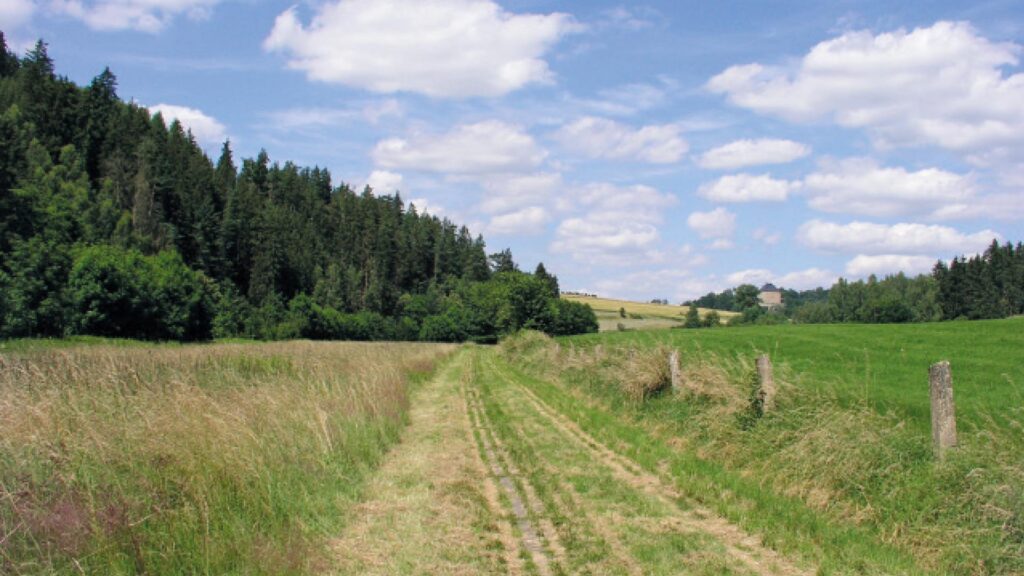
494,360,815,576
463,379,564,576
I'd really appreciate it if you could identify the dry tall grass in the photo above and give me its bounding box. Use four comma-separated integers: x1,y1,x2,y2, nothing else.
0,340,453,575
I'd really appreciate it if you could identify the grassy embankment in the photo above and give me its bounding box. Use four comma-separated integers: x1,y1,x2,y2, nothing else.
0,339,454,575
561,294,735,332
503,319,1024,574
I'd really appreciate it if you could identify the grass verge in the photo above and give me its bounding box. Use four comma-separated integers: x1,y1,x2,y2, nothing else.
0,340,453,575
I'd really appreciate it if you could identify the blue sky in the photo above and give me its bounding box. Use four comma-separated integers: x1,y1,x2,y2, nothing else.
4,0,1023,301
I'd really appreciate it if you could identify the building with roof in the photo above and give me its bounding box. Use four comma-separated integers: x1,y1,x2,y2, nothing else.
758,283,783,309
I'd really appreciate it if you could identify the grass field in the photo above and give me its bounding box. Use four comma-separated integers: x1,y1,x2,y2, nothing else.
568,318,1024,429
0,340,454,575
500,320,1024,574
562,294,736,332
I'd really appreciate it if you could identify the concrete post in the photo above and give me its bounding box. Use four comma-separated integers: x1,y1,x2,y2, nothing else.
669,350,682,393
929,361,958,458
756,354,776,413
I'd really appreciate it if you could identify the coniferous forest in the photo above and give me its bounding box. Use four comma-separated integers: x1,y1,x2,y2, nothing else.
0,34,598,342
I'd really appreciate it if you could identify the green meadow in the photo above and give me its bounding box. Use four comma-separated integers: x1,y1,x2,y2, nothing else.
568,317,1024,430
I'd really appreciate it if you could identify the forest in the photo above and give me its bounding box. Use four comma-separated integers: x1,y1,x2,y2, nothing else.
687,239,1024,325
0,34,598,342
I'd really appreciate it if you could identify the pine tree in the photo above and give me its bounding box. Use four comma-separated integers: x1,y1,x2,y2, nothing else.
534,262,559,298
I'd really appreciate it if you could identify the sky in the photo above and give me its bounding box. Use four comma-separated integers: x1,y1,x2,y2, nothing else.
3,0,1024,302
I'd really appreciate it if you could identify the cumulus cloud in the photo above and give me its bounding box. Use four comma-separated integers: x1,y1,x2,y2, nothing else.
408,197,443,216
264,0,577,98
479,172,564,214
845,254,937,277
486,206,549,235
0,0,35,34
798,219,1000,255
727,267,837,290
593,260,714,303
148,103,226,149
687,207,736,240
551,182,678,265
802,158,975,219
707,21,1024,163
698,173,796,203
552,218,659,261
373,120,545,175
366,170,403,194
697,138,810,169
553,116,688,163
51,0,219,32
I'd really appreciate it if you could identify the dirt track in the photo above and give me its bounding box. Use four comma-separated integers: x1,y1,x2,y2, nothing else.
329,348,815,575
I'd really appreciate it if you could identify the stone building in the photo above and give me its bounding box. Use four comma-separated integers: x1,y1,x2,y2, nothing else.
758,283,783,309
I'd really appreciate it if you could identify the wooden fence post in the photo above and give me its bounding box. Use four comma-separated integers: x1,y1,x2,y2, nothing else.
756,354,776,413
929,361,958,458
669,350,681,393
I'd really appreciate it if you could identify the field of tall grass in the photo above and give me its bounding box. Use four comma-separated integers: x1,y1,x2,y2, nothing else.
502,321,1024,574
0,340,453,575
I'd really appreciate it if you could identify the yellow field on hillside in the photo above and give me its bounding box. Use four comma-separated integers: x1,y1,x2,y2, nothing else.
562,294,737,332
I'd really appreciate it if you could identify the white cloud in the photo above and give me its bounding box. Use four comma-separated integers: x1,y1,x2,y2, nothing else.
687,207,736,240
707,21,1024,163
553,116,688,163
698,138,810,169
264,0,578,98
596,6,657,31
802,158,975,219
573,182,677,220
366,170,403,194
752,227,782,245
408,197,443,216
573,77,676,116
51,0,219,32
845,254,937,277
927,192,1024,222
594,260,714,303
726,268,773,286
727,267,837,290
551,182,678,265
479,172,564,214
798,219,1000,255
373,120,545,175
552,217,659,262
148,103,226,149
0,0,35,33
778,268,838,289
486,206,549,235
698,173,796,203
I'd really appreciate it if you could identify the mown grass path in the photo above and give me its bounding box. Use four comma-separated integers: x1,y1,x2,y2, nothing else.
329,346,914,574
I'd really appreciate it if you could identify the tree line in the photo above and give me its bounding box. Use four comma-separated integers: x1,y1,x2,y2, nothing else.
0,35,597,341
686,239,1023,325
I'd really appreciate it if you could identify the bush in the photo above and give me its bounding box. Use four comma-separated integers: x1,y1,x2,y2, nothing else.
67,245,214,341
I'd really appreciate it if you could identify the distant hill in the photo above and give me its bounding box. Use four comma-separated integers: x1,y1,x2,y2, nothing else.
561,294,735,332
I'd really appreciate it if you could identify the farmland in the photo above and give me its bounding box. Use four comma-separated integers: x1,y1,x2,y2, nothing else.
2,319,1021,575
561,294,736,331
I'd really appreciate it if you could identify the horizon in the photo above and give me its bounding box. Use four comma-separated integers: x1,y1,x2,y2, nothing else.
3,0,1023,301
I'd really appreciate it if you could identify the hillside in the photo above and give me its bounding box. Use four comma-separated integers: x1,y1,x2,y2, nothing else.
0,37,597,343
562,293,736,331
